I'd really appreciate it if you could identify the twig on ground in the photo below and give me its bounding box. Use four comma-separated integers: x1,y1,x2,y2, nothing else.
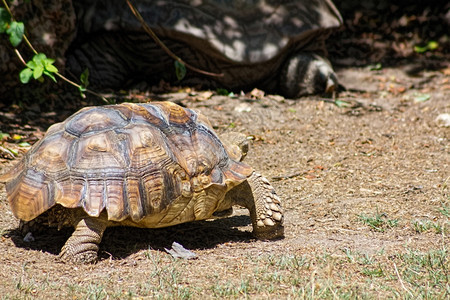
393,262,413,298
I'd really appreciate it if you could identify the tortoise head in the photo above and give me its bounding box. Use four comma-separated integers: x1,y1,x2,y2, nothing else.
220,132,251,162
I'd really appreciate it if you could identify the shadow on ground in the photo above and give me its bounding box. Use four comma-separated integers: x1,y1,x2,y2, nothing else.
7,215,254,260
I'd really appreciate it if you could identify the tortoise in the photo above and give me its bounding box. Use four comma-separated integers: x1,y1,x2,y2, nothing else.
0,0,342,100
66,0,342,98
0,101,284,263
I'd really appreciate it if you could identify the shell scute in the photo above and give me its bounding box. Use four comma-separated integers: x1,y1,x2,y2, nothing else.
123,102,167,129
81,179,106,217
28,133,70,176
104,179,127,221
8,168,54,221
71,131,127,171
54,176,86,208
65,106,129,137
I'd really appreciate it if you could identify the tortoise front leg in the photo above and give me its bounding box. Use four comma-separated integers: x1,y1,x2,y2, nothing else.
229,172,284,239
60,217,107,263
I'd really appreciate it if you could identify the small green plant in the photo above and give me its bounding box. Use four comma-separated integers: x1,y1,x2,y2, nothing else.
228,122,236,129
414,41,439,53
174,60,186,81
368,63,383,71
358,210,399,232
342,248,355,263
216,88,230,96
143,249,193,299
360,253,376,265
211,279,251,297
412,219,447,234
361,265,385,278
19,53,58,84
0,7,23,46
398,248,449,294
413,220,433,233
334,99,352,108
0,1,105,101
439,204,449,218
85,284,109,300
266,254,309,270
0,6,58,84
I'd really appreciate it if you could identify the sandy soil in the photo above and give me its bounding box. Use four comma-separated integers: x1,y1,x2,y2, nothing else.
0,65,448,298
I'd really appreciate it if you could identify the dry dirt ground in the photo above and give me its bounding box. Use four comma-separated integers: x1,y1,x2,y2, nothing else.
0,65,449,298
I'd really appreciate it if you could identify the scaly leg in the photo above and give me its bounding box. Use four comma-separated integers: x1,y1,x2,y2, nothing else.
228,172,284,239
59,217,107,263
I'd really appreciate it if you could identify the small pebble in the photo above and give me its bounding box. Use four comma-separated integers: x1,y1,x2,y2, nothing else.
436,113,450,127
23,232,35,243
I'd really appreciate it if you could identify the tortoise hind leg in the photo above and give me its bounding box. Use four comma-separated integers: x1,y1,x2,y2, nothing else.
228,172,284,239
59,217,107,264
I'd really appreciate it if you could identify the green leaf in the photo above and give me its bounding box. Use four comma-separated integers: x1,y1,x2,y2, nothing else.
6,21,24,47
18,142,31,147
45,63,58,73
43,57,58,72
33,64,44,79
79,86,87,98
414,41,439,53
42,55,58,76
414,45,427,53
334,99,352,108
228,91,237,98
413,93,431,103
33,53,46,64
216,88,229,96
23,53,58,82
174,61,186,81
12,134,22,140
26,60,37,69
427,41,438,50
43,70,57,82
0,132,10,140
43,57,55,64
368,63,382,71
19,68,33,84
0,8,11,33
80,68,90,88
7,147,18,156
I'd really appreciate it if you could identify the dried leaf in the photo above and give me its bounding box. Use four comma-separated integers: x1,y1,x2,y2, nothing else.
197,91,213,100
250,88,265,99
164,242,197,260
435,113,450,127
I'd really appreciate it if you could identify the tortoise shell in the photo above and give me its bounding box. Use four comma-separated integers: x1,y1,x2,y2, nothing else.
82,0,342,63
2,101,253,227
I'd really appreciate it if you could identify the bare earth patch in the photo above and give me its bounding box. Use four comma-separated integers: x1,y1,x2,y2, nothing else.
0,66,449,298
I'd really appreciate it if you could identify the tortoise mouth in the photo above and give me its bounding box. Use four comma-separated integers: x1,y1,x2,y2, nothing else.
212,207,233,218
